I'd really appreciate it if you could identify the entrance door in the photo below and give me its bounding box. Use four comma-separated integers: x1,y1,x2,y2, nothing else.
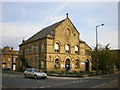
65,59,70,71
85,59,89,71
13,64,16,71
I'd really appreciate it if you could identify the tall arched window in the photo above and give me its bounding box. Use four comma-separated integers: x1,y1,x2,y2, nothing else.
75,45,79,54
54,59,60,69
36,45,39,54
41,43,44,53
65,44,70,53
31,46,34,54
54,43,59,53
41,60,44,69
75,59,80,68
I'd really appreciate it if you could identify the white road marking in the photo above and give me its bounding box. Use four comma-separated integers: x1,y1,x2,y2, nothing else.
46,85,52,88
79,80,83,82
97,77,102,79
3,74,7,76
68,82,73,84
64,82,69,84
73,81,76,83
37,80,41,82
92,83,107,88
39,86,45,88
110,80,118,83
2,85,6,88
92,79,118,88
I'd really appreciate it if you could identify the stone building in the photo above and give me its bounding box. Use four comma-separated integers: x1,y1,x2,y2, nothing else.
18,15,92,72
1,46,19,70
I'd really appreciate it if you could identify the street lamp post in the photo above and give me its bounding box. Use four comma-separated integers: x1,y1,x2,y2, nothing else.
96,24,104,49
96,24,104,74
11,46,13,71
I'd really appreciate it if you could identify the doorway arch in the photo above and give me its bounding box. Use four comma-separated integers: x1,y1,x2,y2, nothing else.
85,59,89,71
65,59,70,71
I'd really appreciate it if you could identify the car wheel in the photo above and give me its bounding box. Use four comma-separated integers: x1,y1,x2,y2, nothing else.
24,74,27,78
34,75,37,79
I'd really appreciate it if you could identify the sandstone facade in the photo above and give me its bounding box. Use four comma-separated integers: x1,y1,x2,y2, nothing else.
18,16,92,72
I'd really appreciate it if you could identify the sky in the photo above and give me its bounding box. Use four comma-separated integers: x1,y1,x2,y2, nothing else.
0,1,118,50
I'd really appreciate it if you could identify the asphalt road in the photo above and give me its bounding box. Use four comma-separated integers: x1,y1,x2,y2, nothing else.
2,71,119,89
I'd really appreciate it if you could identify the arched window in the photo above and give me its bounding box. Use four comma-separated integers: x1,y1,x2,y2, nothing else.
75,45,79,54
41,60,44,69
31,46,34,54
75,59,80,68
34,46,36,54
36,45,39,54
28,48,30,55
41,43,44,53
54,43,59,53
65,44,70,53
24,48,27,55
54,59,60,69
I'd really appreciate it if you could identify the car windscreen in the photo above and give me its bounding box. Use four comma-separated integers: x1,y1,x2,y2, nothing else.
33,68,39,72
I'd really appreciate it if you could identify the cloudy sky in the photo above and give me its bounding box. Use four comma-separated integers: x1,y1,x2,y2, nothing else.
1,0,118,50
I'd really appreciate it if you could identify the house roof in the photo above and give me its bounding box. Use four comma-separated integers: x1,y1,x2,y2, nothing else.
79,39,92,50
79,39,85,43
21,19,65,45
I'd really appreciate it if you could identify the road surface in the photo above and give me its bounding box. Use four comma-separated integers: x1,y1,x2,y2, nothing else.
2,71,119,89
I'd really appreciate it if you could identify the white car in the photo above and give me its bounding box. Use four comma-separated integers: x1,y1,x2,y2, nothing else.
24,68,47,79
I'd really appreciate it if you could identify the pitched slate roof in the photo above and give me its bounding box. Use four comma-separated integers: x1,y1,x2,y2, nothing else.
79,39,85,43
21,19,65,45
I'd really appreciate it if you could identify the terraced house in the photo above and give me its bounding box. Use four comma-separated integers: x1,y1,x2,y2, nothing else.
2,46,19,71
18,15,92,72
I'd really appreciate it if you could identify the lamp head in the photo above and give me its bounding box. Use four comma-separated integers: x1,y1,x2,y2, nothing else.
101,24,104,26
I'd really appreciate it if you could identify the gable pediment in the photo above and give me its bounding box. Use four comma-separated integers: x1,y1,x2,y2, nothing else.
63,18,80,35
55,17,80,40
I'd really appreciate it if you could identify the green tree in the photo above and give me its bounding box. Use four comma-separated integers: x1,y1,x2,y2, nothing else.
89,44,116,74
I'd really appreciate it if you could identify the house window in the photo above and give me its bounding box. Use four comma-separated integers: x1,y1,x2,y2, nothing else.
85,50,89,55
54,59,60,69
26,48,29,55
36,45,39,54
2,64,6,68
75,45,79,54
41,60,44,68
13,58,16,62
16,52,19,54
32,46,34,52
41,43,44,53
54,43,59,53
24,49,26,55
30,46,35,54
2,58,6,63
7,64,11,68
13,64,16,70
65,44,70,53
75,59,80,68
8,58,11,62
51,30,54,36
